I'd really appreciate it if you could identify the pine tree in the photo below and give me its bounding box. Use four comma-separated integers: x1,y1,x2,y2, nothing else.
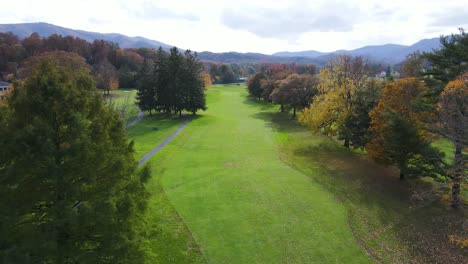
0,59,150,263
182,50,206,115
136,58,155,114
153,47,169,113
166,47,184,115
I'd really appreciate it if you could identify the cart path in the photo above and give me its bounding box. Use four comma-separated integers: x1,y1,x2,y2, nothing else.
138,118,190,167
126,109,144,128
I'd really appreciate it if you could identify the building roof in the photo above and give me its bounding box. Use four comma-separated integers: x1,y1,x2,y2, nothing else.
0,81,10,86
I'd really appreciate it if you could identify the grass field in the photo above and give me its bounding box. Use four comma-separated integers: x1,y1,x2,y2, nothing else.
137,84,371,263
129,84,466,263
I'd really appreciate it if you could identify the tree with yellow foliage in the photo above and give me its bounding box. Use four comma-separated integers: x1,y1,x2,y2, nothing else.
299,55,370,147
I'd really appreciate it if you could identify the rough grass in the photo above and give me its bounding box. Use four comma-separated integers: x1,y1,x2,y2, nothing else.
107,89,139,125
126,99,205,263
266,105,467,263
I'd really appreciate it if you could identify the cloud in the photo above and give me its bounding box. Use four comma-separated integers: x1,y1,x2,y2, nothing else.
429,10,468,28
221,2,360,39
131,2,200,21
88,18,111,25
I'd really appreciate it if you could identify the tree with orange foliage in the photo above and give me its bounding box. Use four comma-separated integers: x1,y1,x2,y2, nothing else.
202,72,212,87
94,60,119,95
437,73,468,208
366,78,442,180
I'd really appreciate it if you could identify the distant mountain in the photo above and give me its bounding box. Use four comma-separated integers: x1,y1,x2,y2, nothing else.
0,22,173,50
273,38,441,64
273,50,328,58
0,22,443,65
197,51,327,65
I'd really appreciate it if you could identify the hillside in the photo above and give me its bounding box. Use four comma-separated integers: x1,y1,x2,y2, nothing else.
0,22,442,65
0,22,173,50
197,51,327,65
273,38,441,64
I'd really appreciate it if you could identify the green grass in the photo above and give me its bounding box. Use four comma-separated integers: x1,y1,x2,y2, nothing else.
144,84,371,263
128,115,186,160
129,84,465,263
107,89,139,125
128,114,205,264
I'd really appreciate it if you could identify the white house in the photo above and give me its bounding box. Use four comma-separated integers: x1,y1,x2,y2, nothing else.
0,81,11,95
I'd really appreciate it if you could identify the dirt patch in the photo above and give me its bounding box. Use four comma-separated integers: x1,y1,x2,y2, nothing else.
224,162,240,168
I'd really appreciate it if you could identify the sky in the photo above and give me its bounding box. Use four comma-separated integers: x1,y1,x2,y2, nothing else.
1,0,467,54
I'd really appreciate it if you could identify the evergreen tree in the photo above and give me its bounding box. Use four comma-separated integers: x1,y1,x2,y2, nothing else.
338,79,385,149
423,28,468,93
182,50,206,115
153,47,169,113
0,60,150,263
136,58,155,114
167,47,184,115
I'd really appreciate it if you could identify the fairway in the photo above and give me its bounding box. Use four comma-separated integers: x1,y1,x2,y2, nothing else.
145,84,371,263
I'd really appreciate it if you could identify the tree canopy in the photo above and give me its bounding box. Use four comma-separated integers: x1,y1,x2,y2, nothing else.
365,78,441,180
0,59,150,263
136,47,207,116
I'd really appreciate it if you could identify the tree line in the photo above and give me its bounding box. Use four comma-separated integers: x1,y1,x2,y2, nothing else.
136,47,207,116
0,32,213,93
248,29,467,209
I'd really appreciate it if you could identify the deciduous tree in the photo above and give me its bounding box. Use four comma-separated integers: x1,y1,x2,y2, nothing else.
300,55,368,147
366,78,440,180
247,72,265,99
272,74,318,117
437,73,468,208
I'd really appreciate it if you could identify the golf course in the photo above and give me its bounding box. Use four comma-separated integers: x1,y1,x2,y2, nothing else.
129,85,430,263
126,84,464,264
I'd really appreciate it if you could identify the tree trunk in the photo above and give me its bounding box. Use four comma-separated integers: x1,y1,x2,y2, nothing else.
451,142,463,208
399,172,405,180
343,138,350,148
292,107,296,118
179,110,182,118
280,104,284,112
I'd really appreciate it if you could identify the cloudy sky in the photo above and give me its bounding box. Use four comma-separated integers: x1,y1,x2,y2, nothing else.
1,0,467,54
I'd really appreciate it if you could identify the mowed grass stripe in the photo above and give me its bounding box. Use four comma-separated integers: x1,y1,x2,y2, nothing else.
155,84,371,263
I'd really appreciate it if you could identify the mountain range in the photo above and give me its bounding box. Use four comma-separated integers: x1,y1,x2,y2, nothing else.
0,22,173,50
273,38,441,64
0,22,442,65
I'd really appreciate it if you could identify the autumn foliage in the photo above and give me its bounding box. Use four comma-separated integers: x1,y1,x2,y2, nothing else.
365,78,436,179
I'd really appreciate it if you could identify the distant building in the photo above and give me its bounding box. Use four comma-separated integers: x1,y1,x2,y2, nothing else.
0,81,11,95
376,71,386,78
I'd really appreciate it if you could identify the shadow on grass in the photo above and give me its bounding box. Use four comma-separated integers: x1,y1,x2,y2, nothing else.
243,97,278,111
248,103,466,264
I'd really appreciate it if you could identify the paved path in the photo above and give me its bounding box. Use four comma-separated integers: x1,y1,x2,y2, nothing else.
138,118,190,167
126,109,144,128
